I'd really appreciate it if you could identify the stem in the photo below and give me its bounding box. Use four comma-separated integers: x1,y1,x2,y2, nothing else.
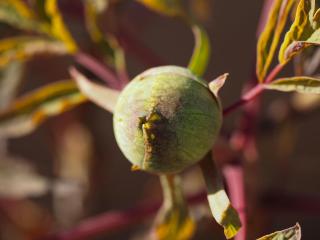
223,63,285,116
74,52,120,89
41,190,206,240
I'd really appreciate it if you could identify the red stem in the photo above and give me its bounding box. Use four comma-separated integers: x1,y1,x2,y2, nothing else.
223,63,285,116
74,52,121,89
42,191,207,240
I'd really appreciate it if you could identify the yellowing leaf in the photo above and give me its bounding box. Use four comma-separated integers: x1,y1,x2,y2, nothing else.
70,67,120,113
45,0,78,52
256,0,295,82
137,0,184,17
200,157,241,239
257,223,301,240
0,0,45,32
265,76,320,94
188,24,211,77
0,37,69,67
152,175,195,240
279,0,320,63
0,81,86,138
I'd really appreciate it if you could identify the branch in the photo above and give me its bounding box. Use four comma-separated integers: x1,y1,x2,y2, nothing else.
42,191,207,240
223,63,285,116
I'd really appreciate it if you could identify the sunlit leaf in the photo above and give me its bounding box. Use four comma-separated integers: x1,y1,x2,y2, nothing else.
0,157,49,198
44,0,78,52
0,80,86,138
257,223,301,240
0,37,68,67
152,175,195,240
136,0,184,17
0,0,46,32
256,0,295,82
188,24,211,77
265,76,320,94
200,156,241,239
0,61,24,109
279,0,320,63
70,67,120,113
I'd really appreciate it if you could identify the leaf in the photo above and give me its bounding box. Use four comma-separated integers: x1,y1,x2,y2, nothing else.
0,80,86,138
256,0,295,82
0,61,24,110
44,0,78,52
0,0,46,32
200,156,242,239
0,157,49,198
188,24,211,77
70,67,120,113
136,0,184,17
279,0,320,63
83,0,116,63
257,223,301,240
265,76,320,94
152,175,195,240
208,73,228,97
0,36,69,67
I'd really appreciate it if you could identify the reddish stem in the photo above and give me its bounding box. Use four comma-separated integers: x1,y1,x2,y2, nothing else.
223,63,285,116
74,52,120,89
42,191,207,240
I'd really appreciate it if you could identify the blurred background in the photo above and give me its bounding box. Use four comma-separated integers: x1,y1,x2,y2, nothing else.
0,0,320,239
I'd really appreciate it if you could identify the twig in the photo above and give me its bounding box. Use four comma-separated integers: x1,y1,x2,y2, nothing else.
74,52,120,89
42,191,207,240
223,63,285,116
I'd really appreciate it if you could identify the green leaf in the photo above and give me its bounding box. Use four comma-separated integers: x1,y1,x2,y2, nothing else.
0,36,69,67
136,0,184,17
256,0,295,82
265,76,320,94
44,0,78,52
188,24,211,77
70,67,120,114
0,0,46,32
257,223,301,240
200,156,242,239
0,80,86,138
279,0,320,63
152,175,195,240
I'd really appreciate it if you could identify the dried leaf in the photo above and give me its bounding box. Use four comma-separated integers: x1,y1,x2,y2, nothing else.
265,76,320,94
256,0,295,82
152,175,195,240
279,0,320,63
136,0,184,17
0,157,49,198
44,0,78,52
257,223,301,240
200,156,241,239
70,67,120,113
208,73,228,97
188,24,211,77
0,80,86,138
0,37,68,67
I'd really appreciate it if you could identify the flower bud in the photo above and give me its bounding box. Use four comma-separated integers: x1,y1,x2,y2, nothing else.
113,66,222,174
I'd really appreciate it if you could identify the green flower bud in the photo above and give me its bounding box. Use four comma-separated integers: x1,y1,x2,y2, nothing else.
113,66,222,174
